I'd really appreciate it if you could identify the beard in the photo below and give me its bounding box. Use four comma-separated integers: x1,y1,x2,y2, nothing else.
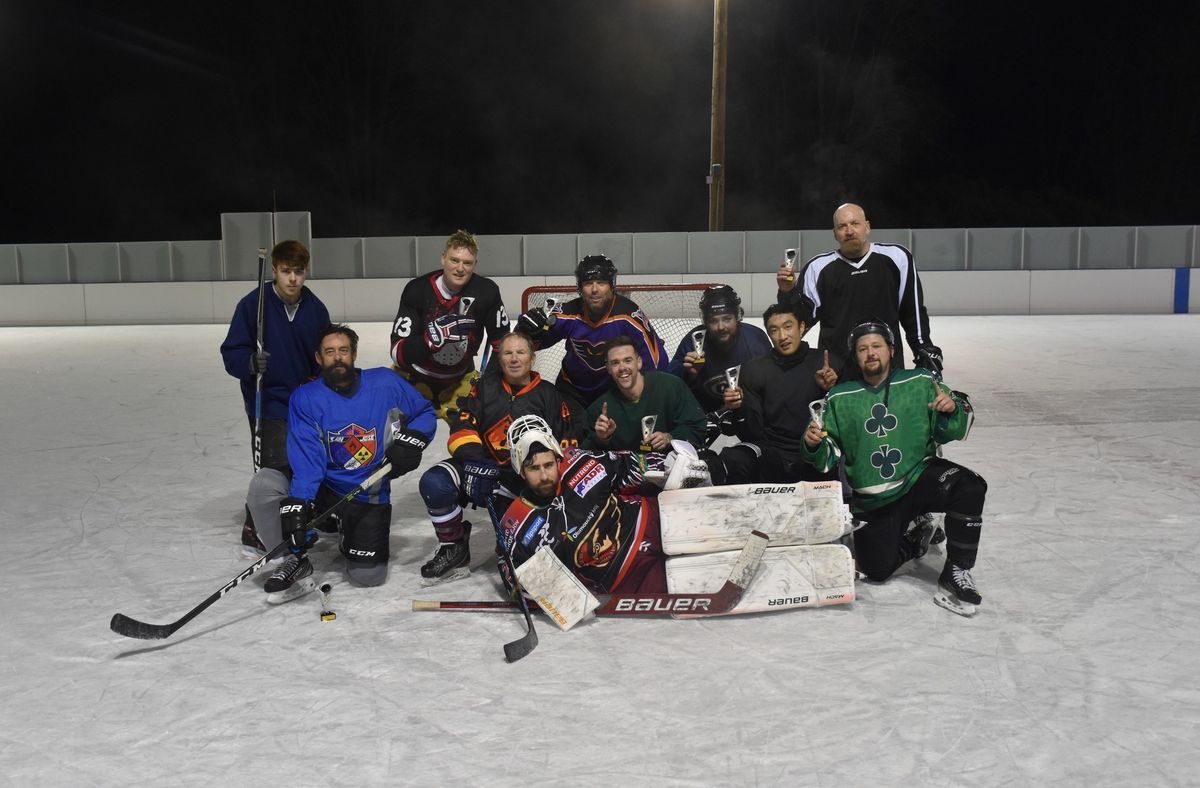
322,362,354,389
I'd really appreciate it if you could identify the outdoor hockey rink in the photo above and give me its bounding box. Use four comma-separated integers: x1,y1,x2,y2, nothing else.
2,314,1197,787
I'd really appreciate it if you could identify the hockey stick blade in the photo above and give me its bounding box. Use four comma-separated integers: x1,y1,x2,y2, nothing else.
110,463,392,641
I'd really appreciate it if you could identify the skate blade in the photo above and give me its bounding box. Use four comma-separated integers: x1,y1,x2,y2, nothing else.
933,590,978,617
420,567,472,587
266,578,317,605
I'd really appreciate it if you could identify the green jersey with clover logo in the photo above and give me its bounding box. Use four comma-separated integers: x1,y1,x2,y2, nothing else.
800,369,972,513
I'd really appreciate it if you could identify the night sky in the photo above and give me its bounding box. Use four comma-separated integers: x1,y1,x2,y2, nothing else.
3,1,1197,244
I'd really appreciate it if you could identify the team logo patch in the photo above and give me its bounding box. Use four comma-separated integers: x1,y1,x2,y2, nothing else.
864,403,898,437
567,460,607,497
871,444,903,479
327,423,377,470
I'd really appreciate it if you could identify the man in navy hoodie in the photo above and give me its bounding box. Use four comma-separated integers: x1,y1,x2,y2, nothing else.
220,240,330,557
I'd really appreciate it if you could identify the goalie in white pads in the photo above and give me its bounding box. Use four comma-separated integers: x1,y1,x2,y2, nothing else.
498,417,854,626
800,321,987,616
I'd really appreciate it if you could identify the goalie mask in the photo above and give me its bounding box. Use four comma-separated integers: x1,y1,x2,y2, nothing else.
507,414,563,474
575,255,618,290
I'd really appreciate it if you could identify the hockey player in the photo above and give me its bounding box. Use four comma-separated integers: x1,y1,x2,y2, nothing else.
777,203,943,378
727,302,840,484
585,335,707,452
667,284,773,484
219,240,330,558
417,331,584,581
389,229,510,422
516,254,668,412
498,417,703,596
269,324,437,593
800,321,987,616
668,285,771,412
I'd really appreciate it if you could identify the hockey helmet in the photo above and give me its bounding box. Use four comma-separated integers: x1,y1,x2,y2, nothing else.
507,414,563,474
575,255,618,289
847,319,895,353
699,285,743,320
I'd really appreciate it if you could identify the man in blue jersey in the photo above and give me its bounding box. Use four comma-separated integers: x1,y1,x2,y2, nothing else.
267,324,437,593
220,240,330,558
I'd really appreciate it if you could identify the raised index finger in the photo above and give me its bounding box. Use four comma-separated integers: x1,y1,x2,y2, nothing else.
823,350,830,369
601,401,608,417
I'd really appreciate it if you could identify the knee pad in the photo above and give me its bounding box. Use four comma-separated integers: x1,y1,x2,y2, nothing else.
419,462,461,513
346,560,388,587
935,464,987,516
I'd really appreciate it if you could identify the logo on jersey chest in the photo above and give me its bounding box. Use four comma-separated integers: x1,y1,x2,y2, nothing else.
327,423,377,470
863,402,898,437
567,459,607,497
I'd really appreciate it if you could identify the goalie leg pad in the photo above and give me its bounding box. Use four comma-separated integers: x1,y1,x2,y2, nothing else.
665,543,855,614
658,481,851,555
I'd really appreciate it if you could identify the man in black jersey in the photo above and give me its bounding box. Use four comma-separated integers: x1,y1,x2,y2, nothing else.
777,203,943,379
390,229,510,423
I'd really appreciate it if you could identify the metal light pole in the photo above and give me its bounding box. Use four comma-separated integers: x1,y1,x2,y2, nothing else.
707,0,728,231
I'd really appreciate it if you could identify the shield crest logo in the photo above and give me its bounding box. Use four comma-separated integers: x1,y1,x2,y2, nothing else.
327,423,378,470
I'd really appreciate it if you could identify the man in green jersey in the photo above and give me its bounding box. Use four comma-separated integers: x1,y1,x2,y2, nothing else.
800,320,987,617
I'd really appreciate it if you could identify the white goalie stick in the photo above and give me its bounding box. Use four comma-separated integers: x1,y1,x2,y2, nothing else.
110,463,393,641
412,530,768,620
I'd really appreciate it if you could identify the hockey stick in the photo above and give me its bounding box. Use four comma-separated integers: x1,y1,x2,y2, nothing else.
110,462,393,641
252,247,269,471
413,530,768,618
487,498,537,662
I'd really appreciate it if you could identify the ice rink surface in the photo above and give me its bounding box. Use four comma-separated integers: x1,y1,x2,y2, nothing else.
2,315,1198,787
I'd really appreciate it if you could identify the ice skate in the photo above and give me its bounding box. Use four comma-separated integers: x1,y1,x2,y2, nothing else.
264,554,313,594
421,523,472,586
933,562,981,617
241,509,266,560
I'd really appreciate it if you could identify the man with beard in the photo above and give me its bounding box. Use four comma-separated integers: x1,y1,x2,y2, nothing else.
516,255,668,413
800,321,987,617
497,416,676,596
777,203,942,379
668,285,772,483
220,240,330,557
726,302,840,483
416,331,583,582
585,335,707,453
267,324,437,595
390,228,510,423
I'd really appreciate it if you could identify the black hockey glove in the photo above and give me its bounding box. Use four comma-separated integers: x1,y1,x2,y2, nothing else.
703,409,737,447
385,430,429,478
249,349,270,375
914,345,944,377
462,458,501,508
424,314,476,350
279,497,316,549
517,308,551,334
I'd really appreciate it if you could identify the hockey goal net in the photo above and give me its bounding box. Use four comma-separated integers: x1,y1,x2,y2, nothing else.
521,283,721,380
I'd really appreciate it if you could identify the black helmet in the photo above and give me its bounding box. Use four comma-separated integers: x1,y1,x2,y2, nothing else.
575,255,617,289
699,285,742,320
847,320,895,353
